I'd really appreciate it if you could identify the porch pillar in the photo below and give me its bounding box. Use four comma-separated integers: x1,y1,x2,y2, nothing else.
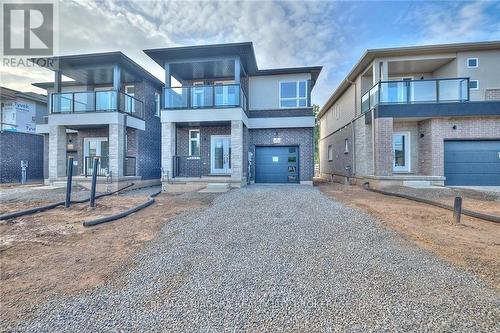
230,120,244,183
161,122,176,179
109,123,125,179
48,125,66,179
164,63,171,87
373,117,393,176
113,64,121,110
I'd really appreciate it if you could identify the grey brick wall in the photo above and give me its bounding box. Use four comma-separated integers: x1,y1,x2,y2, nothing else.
176,125,231,177
318,124,353,177
373,117,393,176
134,80,161,180
485,89,500,101
0,131,44,183
249,127,314,182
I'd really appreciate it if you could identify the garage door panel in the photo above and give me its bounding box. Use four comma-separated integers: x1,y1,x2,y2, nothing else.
444,140,500,186
255,146,299,183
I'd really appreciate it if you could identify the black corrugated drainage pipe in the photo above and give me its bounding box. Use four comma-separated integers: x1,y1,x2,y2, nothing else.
0,183,135,221
83,189,162,227
362,182,500,223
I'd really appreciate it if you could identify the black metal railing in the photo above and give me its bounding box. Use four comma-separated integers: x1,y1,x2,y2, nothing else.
51,90,144,119
124,156,136,176
84,156,109,177
172,155,202,178
163,83,247,111
361,77,470,113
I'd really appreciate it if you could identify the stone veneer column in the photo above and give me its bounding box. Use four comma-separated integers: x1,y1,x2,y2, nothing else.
48,125,67,179
161,122,176,179
373,117,393,176
109,123,125,179
230,120,244,183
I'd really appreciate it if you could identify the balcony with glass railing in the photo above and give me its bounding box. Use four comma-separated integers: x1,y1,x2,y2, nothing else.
163,83,247,111
361,78,470,113
51,90,144,119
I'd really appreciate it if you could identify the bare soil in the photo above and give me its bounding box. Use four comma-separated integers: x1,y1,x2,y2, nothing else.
0,189,217,326
316,180,500,289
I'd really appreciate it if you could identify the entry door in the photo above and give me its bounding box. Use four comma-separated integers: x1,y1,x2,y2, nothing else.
210,135,231,174
83,137,109,174
393,132,410,172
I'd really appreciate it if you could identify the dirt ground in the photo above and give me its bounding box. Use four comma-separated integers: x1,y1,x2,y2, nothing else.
0,187,217,327
316,180,500,289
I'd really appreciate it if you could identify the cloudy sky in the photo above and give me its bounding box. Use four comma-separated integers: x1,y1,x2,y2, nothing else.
1,0,500,107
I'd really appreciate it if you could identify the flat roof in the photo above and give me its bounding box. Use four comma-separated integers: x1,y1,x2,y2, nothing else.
144,42,322,82
318,40,500,118
29,51,163,88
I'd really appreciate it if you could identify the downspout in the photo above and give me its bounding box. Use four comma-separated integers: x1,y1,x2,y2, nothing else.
346,79,356,180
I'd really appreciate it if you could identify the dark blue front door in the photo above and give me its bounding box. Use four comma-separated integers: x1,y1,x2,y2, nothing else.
444,140,500,186
255,146,299,183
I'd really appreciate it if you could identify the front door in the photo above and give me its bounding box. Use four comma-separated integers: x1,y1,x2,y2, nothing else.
210,135,231,174
83,137,109,175
393,132,410,173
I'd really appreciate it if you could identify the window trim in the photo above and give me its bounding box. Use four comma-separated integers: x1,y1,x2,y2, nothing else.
344,138,349,154
467,57,478,68
469,80,479,90
327,145,333,161
188,129,200,156
279,80,308,109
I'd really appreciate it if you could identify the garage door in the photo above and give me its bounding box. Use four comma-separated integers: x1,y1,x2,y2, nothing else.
444,140,500,186
255,146,299,183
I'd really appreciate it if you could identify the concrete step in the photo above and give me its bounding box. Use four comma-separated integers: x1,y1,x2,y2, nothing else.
206,183,230,190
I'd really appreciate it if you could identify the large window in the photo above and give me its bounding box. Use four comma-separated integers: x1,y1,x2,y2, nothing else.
189,129,200,156
154,92,160,117
280,81,307,108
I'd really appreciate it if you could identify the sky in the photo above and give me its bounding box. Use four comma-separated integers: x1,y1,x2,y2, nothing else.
1,0,500,108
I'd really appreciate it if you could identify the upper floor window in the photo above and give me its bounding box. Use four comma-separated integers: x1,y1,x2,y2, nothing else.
189,129,200,156
280,81,307,108
467,58,478,68
154,92,160,117
469,80,479,90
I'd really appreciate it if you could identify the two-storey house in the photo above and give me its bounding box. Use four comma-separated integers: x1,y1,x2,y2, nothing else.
318,41,500,187
30,52,163,189
144,42,321,186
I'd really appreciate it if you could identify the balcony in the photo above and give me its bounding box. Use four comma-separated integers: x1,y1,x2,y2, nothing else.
361,78,469,113
163,84,247,111
51,90,144,119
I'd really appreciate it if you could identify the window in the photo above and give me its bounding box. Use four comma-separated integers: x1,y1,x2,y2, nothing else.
467,58,478,68
154,92,160,117
189,129,200,156
328,145,333,161
280,81,307,108
469,80,479,90
393,132,410,172
344,139,349,154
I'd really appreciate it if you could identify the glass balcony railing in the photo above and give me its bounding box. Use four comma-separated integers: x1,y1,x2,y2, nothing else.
163,83,247,111
360,78,470,113
51,90,144,119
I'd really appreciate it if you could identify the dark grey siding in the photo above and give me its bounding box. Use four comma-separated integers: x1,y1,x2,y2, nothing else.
249,128,314,182
0,131,44,183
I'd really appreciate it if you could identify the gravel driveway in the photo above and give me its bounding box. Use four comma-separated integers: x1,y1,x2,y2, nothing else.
13,185,500,332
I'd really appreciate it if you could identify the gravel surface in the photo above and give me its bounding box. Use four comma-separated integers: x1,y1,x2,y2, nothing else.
12,185,500,332
0,184,92,203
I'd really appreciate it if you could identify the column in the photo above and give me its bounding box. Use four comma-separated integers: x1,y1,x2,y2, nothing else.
161,122,176,179
234,57,240,85
109,123,125,179
373,117,393,176
164,63,171,87
113,64,121,110
230,120,244,182
48,125,66,179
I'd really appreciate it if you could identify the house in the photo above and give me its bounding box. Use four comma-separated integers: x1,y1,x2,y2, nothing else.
318,41,500,187
0,87,47,183
143,42,321,186
29,52,163,189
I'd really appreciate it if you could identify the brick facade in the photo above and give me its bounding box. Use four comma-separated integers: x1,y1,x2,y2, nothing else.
249,127,314,182
0,131,44,183
318,124,353,178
